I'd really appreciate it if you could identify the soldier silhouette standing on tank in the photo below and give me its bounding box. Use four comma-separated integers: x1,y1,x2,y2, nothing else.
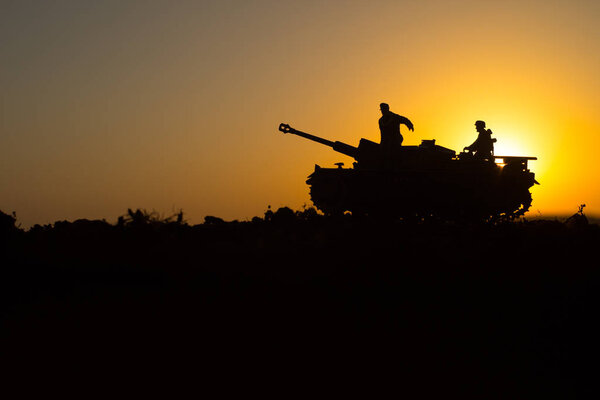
378,103,414,148
378,103,414,167
464,120,496,160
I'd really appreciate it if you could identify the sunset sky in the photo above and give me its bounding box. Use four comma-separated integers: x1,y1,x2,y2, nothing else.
2,0,599,227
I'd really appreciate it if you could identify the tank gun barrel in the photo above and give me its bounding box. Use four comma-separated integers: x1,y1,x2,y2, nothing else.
278,123,358,159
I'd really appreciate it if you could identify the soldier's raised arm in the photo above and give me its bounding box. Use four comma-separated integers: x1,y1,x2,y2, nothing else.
399,115,414,132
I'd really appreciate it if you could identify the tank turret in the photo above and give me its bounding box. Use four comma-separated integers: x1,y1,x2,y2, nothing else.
279,123,381,168
278,123,538,220
278,123,456,170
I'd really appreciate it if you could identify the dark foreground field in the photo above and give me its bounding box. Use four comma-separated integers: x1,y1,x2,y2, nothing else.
1,208,599,396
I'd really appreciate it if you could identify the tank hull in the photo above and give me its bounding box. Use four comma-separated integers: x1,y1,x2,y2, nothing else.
307,160,536,220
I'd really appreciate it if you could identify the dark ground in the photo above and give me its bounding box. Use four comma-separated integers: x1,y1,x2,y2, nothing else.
1,207,599,396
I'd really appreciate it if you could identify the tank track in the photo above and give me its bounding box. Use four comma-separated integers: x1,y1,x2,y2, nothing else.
308,170,534,221
492,191,532,221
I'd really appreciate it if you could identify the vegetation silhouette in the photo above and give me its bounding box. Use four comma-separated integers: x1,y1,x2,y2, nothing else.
1,206,599,396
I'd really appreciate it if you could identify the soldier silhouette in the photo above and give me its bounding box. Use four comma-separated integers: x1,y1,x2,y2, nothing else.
464,120,496,160
378,103,414,148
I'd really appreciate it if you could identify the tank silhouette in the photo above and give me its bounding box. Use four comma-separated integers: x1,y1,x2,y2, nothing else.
278,123,538,220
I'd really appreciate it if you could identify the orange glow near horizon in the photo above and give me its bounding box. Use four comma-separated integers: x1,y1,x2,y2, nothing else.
2,1,600,227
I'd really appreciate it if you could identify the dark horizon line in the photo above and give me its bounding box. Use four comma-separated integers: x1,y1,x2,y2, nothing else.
4,207,598,230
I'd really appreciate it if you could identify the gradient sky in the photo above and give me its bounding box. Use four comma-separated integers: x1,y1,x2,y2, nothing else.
2,0,600,227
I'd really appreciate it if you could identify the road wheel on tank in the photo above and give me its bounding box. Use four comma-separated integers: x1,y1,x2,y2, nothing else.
511,190,532,218
491,189,532,221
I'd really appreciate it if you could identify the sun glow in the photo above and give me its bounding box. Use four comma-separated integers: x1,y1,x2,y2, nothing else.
494,137,534,159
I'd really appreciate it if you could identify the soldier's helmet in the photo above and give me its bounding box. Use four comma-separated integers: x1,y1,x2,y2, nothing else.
475,120,486,128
